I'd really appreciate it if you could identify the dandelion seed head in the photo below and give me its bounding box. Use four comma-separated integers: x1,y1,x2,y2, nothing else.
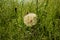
23,13,37,27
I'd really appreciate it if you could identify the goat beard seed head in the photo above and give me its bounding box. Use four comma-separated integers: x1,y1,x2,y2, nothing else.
23,13,37,27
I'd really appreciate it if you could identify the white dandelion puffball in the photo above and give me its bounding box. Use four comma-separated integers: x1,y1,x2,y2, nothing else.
23,13,37,27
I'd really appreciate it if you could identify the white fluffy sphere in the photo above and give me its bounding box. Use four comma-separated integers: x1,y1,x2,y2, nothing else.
23,13,37,27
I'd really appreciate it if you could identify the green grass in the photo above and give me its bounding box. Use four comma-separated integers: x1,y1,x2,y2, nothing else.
0,0,60,40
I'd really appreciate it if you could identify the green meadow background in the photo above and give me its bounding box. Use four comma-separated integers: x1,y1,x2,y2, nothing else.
0,0,60,40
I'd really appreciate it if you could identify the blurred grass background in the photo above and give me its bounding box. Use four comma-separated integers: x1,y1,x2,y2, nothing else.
0,0,60,40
